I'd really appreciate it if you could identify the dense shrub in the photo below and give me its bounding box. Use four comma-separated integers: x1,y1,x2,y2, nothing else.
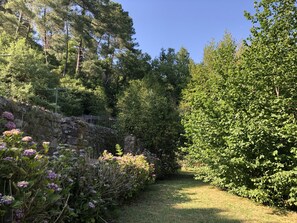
181,1,297,210
97,151,155,201
0,111,155,222
50,148,154,222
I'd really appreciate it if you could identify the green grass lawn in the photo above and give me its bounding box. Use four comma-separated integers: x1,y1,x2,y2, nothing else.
115,172,297,223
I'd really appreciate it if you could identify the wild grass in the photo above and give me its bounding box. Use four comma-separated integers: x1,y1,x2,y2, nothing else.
115,171,297,223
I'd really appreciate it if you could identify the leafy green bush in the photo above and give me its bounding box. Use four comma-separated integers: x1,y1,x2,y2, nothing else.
59,76,108,116
97,151,155,202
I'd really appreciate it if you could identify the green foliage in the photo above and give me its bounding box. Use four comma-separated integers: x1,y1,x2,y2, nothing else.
0,35,58,108
0,0,137,116
117,79,181,175
59,76,108,116
181,1,297,210
97,151,155,201
115,144,123,156
152,47,191,103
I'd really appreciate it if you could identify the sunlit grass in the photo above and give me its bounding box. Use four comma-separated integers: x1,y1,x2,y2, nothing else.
115,171,297,223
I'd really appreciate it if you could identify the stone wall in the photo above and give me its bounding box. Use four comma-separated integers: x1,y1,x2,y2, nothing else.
0,96,117,157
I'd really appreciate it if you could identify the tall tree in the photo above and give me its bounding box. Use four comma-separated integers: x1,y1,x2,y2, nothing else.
152,47,191,104
117,79,181,175
0,0,34,41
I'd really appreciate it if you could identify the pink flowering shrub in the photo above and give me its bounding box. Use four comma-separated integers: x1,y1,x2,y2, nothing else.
97,151,155,201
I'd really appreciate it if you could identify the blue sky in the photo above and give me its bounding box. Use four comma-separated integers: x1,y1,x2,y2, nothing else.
115,0,255,63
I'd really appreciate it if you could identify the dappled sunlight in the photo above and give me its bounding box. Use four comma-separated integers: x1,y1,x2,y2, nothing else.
171,180,297,223
117,172,297,223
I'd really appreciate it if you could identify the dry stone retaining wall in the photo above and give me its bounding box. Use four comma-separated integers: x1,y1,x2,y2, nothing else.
0,96,117,157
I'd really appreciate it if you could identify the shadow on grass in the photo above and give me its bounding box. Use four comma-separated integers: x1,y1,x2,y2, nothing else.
271,208,292,216
168,207,243,223
113,172,244,223
161,172,212,189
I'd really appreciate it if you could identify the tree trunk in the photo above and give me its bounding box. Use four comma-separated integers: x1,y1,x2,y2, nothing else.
275,86,280,97
15,11,23,39
25,25,31,42
63,20,69,76
75,4,85,76
75,38,83,76
43,8,48,65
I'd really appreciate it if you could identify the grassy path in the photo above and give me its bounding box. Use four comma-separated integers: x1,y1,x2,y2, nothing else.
115,172,297,223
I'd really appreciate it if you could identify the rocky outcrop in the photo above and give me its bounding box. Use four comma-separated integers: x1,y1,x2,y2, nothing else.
123,134,144,154
0,96,117,157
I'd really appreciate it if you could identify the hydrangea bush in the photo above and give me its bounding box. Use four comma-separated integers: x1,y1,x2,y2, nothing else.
0,128,64,222
0,111,16,133
49,148,155,222
0,111,155,222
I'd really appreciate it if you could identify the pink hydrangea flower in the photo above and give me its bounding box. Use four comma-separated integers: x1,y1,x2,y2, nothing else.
3,129,21,137
22,136,33,142
17,181,29,188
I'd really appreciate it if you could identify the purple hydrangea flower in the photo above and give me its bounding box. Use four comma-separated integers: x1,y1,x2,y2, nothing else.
1,195,14,205
17,181,29,188
88,202,95,209
5,121,16,130
47,170,58,180
47,183,61,192
15,209,24,219
2,111,14,121
3,157,14,161
0,143,6,150
23,149,37,157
